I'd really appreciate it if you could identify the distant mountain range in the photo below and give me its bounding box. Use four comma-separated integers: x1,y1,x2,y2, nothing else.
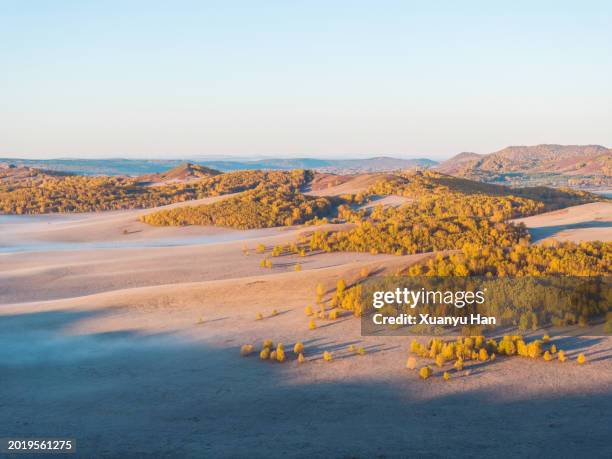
0,156,436,176
1,144,610,190
435,144,611,189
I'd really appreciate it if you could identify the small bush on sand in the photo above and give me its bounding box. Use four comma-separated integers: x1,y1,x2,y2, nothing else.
558,350,567,362
348,344,356,353
308,319,316,330
577,353,586,364
297,353,305,364
276,343,285,362
256,313,263,321
527,340,542,359
262,339,273,349
294,263,302,272
293,341,304,354
270,350,277,360
256,243,265,253
259,259,266,268
543,351,552,361
419,366,432,379
265,259,273,269
357,347,365,355
328,309,338,320
454,359,464,371
271,309,278,316
323,351,332,362
550,344,557,354
240,344,254,356
305,305,313,316
406,356,417,370
479,348,488,361
435,354,445,368
360,267,370,278
260,348,270,360
443,371,450,381
316,283,325,301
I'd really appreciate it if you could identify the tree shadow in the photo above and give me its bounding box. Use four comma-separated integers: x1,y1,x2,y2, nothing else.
1,307,611,457
529,220,612,241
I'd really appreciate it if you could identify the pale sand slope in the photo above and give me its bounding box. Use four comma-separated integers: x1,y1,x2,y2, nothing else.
358,194,413,210
0,194,244,244
1,204,611,457
305,173,394,196
513,202,612,243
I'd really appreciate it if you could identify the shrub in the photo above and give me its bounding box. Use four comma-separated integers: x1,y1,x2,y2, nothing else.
271,309,278,316
406,356,417,370
265,259,273,269
323,351,332,362
259,259,266,268
435,354,445,367
316,283,325,299
360,267,370,278
443,371,450,381
256,313,263,320
308,319,316,330
260,348,270,360
490,353,496,361
543,351,552,361
479,348,488,361
276,343,285,362
410,339,421,354
419,366,433,379
328,310,338,320
357,347,366,355
558,350,567,362
577,353,586,364
454,359,464,371
527,341,542,359
293,341,304,354
542,334,550,342
336,279,346,300
348,344,356,353
240,344,254,356
262,339,273,349
294,263,302,272
305,305,313,316
550,344,557,354
256,243,265,253
270,350,277,361
297,353,305,364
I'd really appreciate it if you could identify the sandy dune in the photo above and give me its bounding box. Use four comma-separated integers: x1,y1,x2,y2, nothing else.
513,202,612,242
305,173,394,196
1,203,611,457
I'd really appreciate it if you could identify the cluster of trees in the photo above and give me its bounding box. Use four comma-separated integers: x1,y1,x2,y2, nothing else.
368,170,599,214
303,209,530,255
408,241,611,277
408,335,575,377
0,167,312,214
141,180,332,229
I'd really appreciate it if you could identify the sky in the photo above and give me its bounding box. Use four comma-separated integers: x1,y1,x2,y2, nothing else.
1,1,611,160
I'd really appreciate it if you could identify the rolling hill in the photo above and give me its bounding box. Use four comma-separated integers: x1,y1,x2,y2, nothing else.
436,144,611,189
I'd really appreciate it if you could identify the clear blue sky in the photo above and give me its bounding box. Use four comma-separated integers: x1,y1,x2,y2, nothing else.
1,1,610,159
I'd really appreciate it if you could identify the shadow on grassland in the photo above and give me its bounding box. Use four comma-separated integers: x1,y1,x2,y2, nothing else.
0,308,610,458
